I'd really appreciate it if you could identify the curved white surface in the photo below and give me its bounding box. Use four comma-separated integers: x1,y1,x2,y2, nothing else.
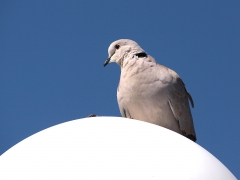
0,117,236,180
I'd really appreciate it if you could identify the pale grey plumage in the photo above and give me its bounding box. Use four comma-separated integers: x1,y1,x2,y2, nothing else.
104,39,196,141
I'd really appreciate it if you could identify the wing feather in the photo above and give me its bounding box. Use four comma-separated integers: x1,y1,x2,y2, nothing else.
167,77,196,141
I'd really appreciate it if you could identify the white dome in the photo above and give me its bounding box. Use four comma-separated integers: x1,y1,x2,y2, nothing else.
0,117,236,180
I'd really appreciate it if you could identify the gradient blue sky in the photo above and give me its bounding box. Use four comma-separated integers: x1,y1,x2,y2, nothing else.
1,1,239,178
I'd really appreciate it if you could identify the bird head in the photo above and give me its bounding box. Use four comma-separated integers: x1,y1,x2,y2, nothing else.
104,39,145,67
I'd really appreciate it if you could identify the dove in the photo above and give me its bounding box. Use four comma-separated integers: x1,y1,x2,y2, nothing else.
104,39,196,142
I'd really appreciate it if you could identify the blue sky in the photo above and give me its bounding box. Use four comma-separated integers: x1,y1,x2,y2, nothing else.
1,0,239,178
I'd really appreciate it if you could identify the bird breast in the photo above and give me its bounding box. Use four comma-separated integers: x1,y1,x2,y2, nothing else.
119,57,173,97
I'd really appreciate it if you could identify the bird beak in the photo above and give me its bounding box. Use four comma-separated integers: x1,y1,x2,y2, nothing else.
104,53,114,67
104,57,110,67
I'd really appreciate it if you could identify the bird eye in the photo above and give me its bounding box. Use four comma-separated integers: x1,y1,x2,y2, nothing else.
115,44,120,49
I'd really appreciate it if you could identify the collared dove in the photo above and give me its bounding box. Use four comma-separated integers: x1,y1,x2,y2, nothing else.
104,39,196,142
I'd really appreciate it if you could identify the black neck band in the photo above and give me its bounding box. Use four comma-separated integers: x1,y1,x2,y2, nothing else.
135,52,147,58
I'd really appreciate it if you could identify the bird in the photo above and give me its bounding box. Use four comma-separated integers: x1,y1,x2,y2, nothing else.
103,39,196,142
87,114,97,117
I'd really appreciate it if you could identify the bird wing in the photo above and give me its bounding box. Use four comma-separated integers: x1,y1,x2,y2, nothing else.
167,70,196,141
